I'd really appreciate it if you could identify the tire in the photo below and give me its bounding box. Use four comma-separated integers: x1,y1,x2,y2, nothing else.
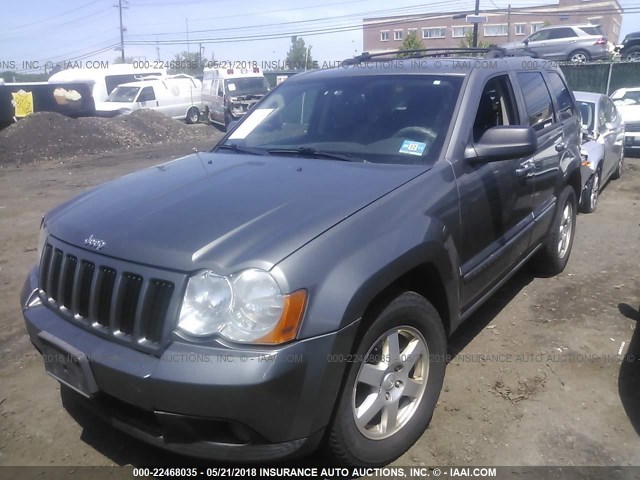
325,291,447,466
204,107,213,125
224,111,233,132
534,185,577,275
580,168,600,214
186,107,199,125
568,49,590,63
624,46,640,62
611,149,624,180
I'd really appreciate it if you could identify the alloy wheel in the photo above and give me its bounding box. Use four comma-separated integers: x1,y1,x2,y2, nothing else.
590,171,600,210
352,326,429,440
557,202,573,258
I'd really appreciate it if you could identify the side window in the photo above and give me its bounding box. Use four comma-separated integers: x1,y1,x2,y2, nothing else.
547,28,577,39
473,75,519,142
546,72,576,121
529,30,550,42
138,86,156,102
516,72,555,132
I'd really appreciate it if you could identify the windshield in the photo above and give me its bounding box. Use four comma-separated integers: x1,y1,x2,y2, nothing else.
612,90,640,106
221,74,463,165
578,101,595,134
225,77,269,97
106,86,140,103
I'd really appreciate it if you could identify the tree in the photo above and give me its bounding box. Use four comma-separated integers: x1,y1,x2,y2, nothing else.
459,30,491,48
397,31,425,57
285,36,315,70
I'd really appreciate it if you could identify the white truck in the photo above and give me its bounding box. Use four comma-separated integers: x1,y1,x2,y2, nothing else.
201,67,270,130
95,75,203,123
48,64,166,104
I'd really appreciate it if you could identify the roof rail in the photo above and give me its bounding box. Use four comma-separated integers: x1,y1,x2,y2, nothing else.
341,47,537,66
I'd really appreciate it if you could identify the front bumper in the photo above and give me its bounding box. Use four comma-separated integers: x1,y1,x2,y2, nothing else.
21,267,358,461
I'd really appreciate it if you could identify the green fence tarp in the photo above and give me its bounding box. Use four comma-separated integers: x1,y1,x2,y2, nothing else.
561,61,640,95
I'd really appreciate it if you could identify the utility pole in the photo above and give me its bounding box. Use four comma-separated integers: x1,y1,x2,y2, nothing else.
186,18,190,56
116,0,128,62
472,0,480,47
156,39,160,61
507,4,512,43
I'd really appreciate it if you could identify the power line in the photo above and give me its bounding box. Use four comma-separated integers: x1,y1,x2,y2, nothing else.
1,0,103,33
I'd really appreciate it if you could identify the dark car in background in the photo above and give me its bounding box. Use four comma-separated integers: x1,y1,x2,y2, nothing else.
574,91,625,212
616,30,640,61
21,50,582,466
500,24,608,62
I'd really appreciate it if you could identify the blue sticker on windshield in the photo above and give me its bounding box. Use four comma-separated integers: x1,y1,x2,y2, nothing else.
399,140,426,156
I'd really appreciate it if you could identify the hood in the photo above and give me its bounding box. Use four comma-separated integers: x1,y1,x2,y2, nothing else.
617,104,640,124
95,101,134,112
46,153,426,273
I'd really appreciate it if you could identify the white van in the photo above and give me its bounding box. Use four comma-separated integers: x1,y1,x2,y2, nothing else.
48,64,166,104
202,67,270,130
95,75,203,123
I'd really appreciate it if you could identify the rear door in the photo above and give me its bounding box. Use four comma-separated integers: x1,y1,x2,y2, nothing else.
515,71,569,245
526,30,553,58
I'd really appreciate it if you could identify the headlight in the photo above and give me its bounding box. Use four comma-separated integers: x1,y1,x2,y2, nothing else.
37,219,48,261
178,268,306,344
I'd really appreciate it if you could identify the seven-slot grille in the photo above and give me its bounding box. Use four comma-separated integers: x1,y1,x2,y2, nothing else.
39,242,175,347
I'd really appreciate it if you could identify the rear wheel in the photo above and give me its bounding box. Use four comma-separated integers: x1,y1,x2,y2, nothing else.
611,149,624,180
568,49,590,63
580,168,600,213
325,292,446,466
534,186,577,275
186,107,200,124
624,46,640,62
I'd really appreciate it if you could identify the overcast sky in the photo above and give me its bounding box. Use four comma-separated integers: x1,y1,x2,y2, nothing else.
2,0,639,71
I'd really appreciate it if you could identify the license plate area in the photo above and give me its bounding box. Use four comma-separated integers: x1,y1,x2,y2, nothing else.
38,331,98,398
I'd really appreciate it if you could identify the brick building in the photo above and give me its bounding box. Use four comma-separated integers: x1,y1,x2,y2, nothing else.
363,0,623,53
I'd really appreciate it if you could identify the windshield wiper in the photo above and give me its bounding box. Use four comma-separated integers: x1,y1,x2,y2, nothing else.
217,143,268,156
267,147,364,162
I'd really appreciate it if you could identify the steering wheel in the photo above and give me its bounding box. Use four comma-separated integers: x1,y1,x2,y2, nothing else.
392,126,437,144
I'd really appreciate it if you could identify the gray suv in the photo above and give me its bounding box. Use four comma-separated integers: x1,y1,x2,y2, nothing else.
501,24,608,62
21,49,582,466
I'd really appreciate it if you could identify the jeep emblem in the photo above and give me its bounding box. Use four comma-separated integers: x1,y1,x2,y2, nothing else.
84,234,106,250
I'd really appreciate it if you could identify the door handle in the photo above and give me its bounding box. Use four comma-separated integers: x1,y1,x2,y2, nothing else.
555,142,566,152
515,163,535,177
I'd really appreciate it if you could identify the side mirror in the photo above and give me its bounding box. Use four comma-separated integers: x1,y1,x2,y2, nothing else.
523,38,530,46
465,126,538,162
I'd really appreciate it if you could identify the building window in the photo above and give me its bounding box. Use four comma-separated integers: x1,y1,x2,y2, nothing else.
484,24,508,37
588,16,602,24
380,31,389,41
394,30,403,41
559,14,569,21
422,27,446,39
452,26,473,38
531,23,544,33
515,24,526,35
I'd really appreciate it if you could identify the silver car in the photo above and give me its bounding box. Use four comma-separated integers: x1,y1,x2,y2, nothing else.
501,25,608,62
574,91,625,212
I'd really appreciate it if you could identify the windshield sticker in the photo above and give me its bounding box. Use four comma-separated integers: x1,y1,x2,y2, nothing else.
399,140,426,156
229,108,275,140
227,83,236,92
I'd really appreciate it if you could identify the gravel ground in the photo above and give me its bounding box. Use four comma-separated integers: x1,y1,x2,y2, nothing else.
0,110,214,166
0,146,638,468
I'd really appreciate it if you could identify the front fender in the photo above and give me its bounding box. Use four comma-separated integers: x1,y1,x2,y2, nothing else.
272,164,461,340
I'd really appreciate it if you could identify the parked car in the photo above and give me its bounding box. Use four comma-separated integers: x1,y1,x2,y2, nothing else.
573,91,625,212
21,50,582,466
202,66,270,131
48,64,166,104
500,24,608,62
611,87,640,152
615,31,640,61
95,75,202,123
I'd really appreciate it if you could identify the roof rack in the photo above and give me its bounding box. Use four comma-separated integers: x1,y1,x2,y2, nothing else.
341,47,537,66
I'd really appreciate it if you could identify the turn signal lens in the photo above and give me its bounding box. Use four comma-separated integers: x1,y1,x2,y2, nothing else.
255,290,307,345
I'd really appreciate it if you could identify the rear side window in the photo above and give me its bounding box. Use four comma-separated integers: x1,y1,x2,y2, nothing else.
546,72,577,121
581,26,604,36
516,72,555,131
547,28,577,39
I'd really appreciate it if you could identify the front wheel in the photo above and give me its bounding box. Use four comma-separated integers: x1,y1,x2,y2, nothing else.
325,292,446,466
580,168,600,213
534,185,577,275
624,46,640,62
186,107,200,124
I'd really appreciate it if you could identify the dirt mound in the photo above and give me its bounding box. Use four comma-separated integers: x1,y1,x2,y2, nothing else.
0,110,215,166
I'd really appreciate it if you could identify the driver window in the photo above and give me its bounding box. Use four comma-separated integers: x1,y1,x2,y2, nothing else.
473,75,519,142
138,86,155,103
